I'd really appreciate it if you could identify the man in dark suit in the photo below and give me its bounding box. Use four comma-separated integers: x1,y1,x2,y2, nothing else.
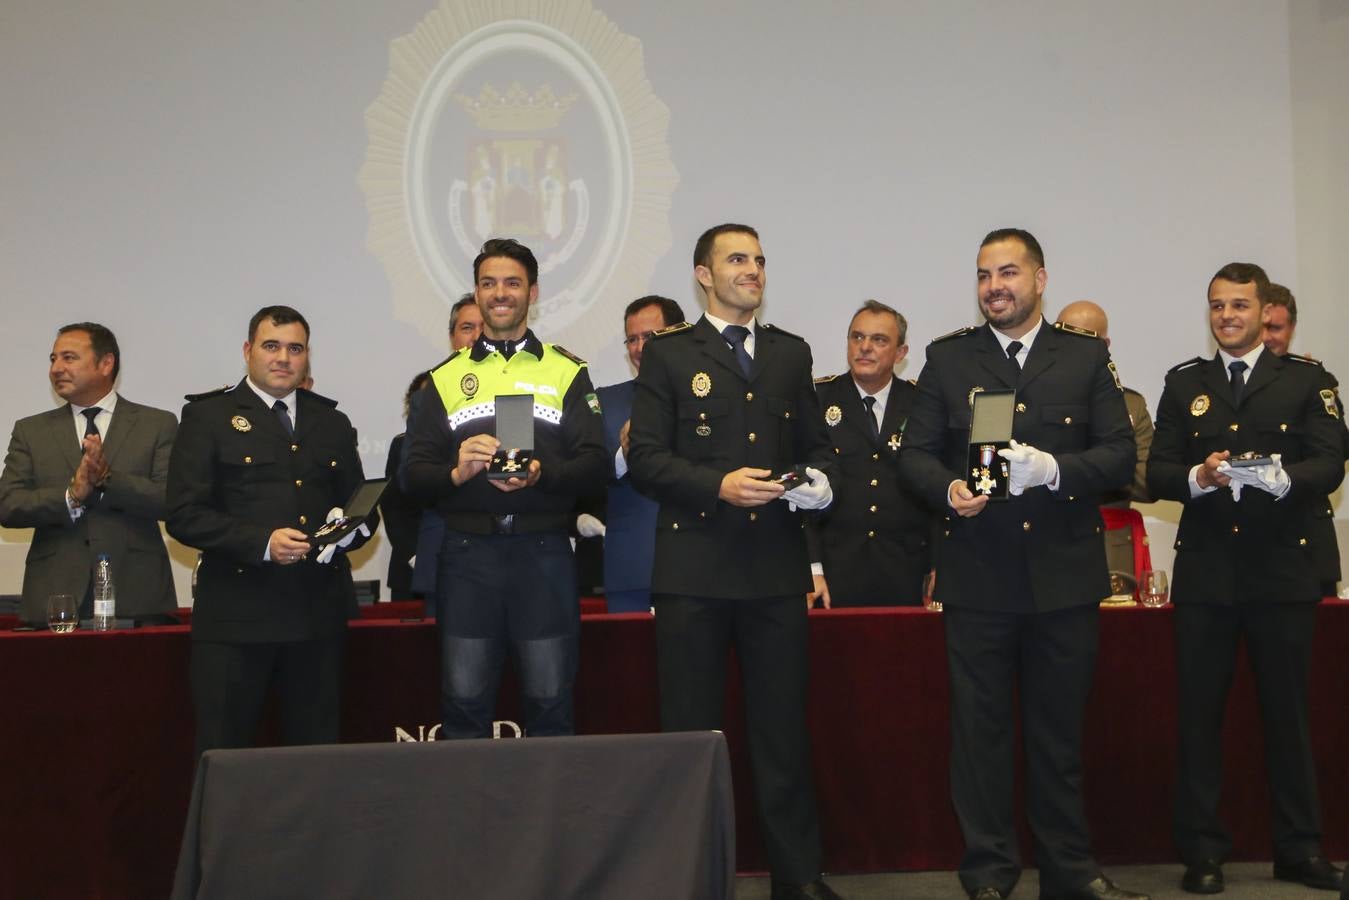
1149,263,1345,895
629,224,841,900
166,306,372,756
588,294,686,612
898,229,1143,900
808,299,931,607
1261,283,1345,597
0,322,178,625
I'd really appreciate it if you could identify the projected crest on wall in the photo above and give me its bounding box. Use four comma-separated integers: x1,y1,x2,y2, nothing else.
359,1,678,351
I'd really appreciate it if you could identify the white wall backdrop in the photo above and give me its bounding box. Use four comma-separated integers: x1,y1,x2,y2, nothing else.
2,0,1345,600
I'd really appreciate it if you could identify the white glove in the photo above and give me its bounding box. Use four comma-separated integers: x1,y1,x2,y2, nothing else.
996,440,1059,496
576,513,606,538
783,466,833,512
315,507,371,564
1218,454,1291,501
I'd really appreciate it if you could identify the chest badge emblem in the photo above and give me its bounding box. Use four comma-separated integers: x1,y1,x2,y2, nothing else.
695,424,712,437
691,372,712,398
231,415,252,432
888,433,901,451
824,405,843,427
460,373,479,399
1190,394,1210,417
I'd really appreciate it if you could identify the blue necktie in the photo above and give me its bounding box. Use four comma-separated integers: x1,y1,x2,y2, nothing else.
273,399,294,437
1228,360,1248,407
722,325,753,378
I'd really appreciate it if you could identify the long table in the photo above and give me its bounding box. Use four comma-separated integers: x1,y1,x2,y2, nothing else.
3,603,1348,900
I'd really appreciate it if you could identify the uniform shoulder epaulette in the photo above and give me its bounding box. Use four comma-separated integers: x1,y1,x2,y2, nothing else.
183,384,233,402
550,344,587,366
761,322,804,341
649,321,692,340
1053,321,1099,339
813,373,840,385
298,387,338,408
1285,352,1324,367
1167,356,1205,374
930,326,976,344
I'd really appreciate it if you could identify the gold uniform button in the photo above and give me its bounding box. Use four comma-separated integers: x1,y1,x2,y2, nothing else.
1299,537,1308,545
672,522,679,530
1192,431,1200,438
1229,423,1239,432
1022,521,1032,532
299,515,308,525
871,453,879,461
699,412,708,421
1063,416,1073,424
745,392,754,401
294,479,303,487
291,444,299,452
867,530,876,538
244,455,252,464
1231,525,1240,534
870,479,879,487
834,447,841,455
749,512,758,522
943,530,950,537
869,505,878,513
784,411,791,419
1068,495,1076,502
699,511,706,519
330,460,337,468
1095,526,1101,534
748,432,757,442
1016,402,1027,413
1280,423,1288,432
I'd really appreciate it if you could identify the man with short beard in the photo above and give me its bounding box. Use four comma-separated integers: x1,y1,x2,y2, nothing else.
899,228,1142,900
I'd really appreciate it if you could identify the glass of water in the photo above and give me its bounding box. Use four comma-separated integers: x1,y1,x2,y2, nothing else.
1139,570,1169,608
47,593,78,632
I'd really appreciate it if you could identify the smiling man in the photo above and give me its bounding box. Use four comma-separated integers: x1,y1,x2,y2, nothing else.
404,238,606,740
1148,263,1345,895
0,322,178,626
807,300,932,607
628,223,840,900
167,305,372,756
898,228,1141,900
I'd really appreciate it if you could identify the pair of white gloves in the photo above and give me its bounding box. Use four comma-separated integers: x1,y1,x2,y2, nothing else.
574,466,834,536
1216,454,1291,501
996,440,1059,495
313,507,371,564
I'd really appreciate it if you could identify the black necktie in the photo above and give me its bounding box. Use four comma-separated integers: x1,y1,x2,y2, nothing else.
722,325,753,378
273,399,294,437
1006,341,1023,371
1229,360,1248,407
861,395,880,442
81,407,101,439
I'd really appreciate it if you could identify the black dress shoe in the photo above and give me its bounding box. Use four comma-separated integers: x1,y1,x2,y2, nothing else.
1274,856,1344,891
769,878,845,900
968,888,1006,900
1181,859,1224,894
1040,875,1150,900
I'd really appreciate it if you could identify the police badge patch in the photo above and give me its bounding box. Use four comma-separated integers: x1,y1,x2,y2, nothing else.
824,405,843,427
691,372,712,398
461,373,479,398
586,392,602,415
1321,388,1340,419
231,416,252,432
1190,394,1210,417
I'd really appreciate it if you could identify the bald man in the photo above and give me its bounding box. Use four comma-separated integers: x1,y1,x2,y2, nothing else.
1057,301,1152,505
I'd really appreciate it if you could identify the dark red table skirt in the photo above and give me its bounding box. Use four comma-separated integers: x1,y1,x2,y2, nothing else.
3,602,1348,900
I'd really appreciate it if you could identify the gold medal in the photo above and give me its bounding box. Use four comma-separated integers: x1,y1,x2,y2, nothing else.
460,373,479,398
231,415,252,432
691,372,712,398
824,405,843,427
695,424,712,437
1189,394,1210,417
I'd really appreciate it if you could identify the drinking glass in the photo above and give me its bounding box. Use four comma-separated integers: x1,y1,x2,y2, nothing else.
922,570,941,612
1139,570,1170,608
47,593,78,633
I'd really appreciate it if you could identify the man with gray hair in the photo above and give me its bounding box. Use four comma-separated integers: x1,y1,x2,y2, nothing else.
808,299,932,606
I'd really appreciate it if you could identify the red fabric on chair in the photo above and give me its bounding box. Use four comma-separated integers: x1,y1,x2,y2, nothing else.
1100,505,1152,593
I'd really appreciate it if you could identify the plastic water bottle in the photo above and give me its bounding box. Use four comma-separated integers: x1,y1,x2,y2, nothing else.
93,554,116,631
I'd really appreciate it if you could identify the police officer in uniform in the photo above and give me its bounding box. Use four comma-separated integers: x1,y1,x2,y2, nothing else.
403,238,605,740
629,224,841,900
898,229,1144,900
167,306,372,756
1148,263,1345,895
808,300,931,607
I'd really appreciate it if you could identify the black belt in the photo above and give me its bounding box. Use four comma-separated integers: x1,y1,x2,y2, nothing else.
442,512,569,536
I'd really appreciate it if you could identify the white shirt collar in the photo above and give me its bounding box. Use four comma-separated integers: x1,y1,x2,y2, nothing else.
990,317,1043,358
703,311,756,338
853,376,892,406
71,389,118,419
245,376,296,413
1217,343,1264,375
